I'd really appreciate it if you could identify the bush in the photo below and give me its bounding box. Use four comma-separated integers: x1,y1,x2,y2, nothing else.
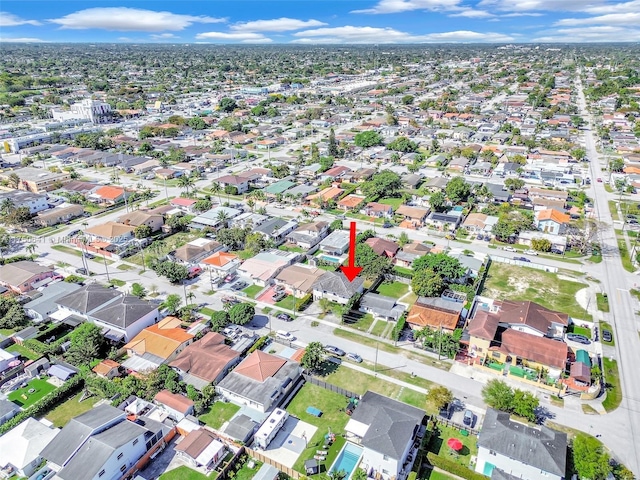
426,453,487,480
0,254,30,266
295,294,312,312
247,335,270,354
391,313,407,341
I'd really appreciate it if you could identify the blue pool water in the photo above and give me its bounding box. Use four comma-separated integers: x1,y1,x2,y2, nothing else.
319,255,341,263
482,462,496,476
330,442,363,479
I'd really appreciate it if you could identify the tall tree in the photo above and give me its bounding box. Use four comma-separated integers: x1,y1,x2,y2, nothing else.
301,342,325,371
328,128,339,157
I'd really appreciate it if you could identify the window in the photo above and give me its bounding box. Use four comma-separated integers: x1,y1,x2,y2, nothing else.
99,471,105,477
491,352,501,359
120,465,127,472
489,450,496,456
133,438,139,445
117,452,123,460
383,455,389,461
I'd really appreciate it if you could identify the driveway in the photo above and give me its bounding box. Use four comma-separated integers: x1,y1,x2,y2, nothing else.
137,438,179,480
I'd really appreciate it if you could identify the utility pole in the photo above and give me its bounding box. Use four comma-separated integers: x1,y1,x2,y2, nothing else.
103,254,111,282
374,340,379,374
438,320,443,361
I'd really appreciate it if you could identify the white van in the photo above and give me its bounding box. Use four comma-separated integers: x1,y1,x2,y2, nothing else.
276,330,294,341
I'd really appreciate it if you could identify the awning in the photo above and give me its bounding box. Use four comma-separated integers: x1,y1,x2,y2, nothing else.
104,330,125,342
62,315,85,327
575,349,591,367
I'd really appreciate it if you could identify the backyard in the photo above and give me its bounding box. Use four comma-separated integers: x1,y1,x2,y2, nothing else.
375,281,409,299
5,343,40,361
45,394,100,428
126,232,201,266
481,264,591,320
199,402,241,430
428,423,478,468
159,466,217,480
8,378,57,408
287,382,351,474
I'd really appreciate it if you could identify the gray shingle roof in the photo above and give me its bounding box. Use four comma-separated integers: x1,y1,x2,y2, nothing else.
91,295,157,329
55,284,120,314
350,391,424,460
478,409,567,477
224,414,258,442
359,292,405,320
312,271,363,299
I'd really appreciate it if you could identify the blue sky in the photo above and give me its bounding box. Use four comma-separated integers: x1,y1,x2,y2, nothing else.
1,0,639,44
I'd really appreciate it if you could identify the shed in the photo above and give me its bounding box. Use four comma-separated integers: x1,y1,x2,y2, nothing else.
305,459,319,475
254,464,280,480
25,357,50,377
47,364,76,381
570,361,591,383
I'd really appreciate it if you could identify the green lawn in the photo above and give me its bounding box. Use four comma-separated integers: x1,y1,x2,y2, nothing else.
371,319,389,338
117,263,133,271
51,244,82,257
0,328,15,336
160,466,216,480
379,197,403,209
108,279,126,287
425,469,458,480
608,200,619,221
481,263,591,320
279,245,305,253
45,394,100,428
568,324,591,337
243,285,263,298
346,313,375,332
199,402,240,429
5,343,40,361
602,358,622,412
288,383,351,474
617,239,635,272
8,378,57,408
428,424,478,468
274,295,296,310
234,460,263,480
376,281,409,299
199,307,216,318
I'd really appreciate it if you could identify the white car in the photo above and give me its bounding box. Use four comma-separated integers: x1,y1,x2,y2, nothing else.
524,249,538,256
276,330,295,341
502,246,516,252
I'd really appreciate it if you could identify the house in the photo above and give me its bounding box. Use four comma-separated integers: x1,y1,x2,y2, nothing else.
275,264,326,298
362,202,394,219
396,205,430,229
92,359,121,379
216,350,302,413
170,197,198,213
237,250,298,286
406,297,464,332
172,238,223,265
518,231,567,253
0,167,70,193
345,391,425,480
425,211,463,231
23,281,81,323
117,210,164,232
85,222,135,245
154,390,194,421
393,242,431,269
286,221,329,249
202,251,241,279
170,332,241,390
365,237,399,258
319,229,351,255
319,165,351,181
337,194,366,211
189,206,242,230
175,429,226,469
0,418,60,478
0,261,56,293
306,186,343,206
88,185,128,205
535,209,571,235
528,187,569,203
475,409,567,480
89,294,159,342
41,404,166,480
0,190,49,214
123,316,194,373
217,174,250,195
254,217,298,246
36,204,85,227
359,292,406,321
0,398,20,426
312,271,364,305
223,414,259,444
462,213,499,235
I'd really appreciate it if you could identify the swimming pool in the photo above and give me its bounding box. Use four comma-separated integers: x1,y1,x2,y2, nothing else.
329,442,363,479
319,255,342,263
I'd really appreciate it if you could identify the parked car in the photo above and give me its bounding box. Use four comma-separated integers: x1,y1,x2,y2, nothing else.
276,330,295,341
550,248,563,255
346,352,362,363
68,229,81,237
524,249,538,256
567,333,591,344
224,274,237,283
75,268,89,275
602,330,613,342
272,291,287,301
382,222,393,228
274,284,285,292
222,325,241,338
463,410,474,426
597,177,603,182
232,281,248,291
324,345,345,356
503,246,516,252
514,256,531,262
276,313,293,322
83,252,95,259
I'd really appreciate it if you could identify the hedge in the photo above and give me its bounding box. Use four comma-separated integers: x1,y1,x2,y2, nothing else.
391,313,407,341
247,335,270,354
295,294,313,312
0,255,30,266
0,375,84,435
426,453,486,480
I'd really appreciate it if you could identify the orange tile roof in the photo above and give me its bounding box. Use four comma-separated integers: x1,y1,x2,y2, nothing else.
154,389,194,413
169,332,240,382
94,185,125,200
125,316,194,360
92,359,120,376
307,186,343,202
407,303,460,331
337,194,366,208
234,350,286,382
202,251,239,267
536,208,570,224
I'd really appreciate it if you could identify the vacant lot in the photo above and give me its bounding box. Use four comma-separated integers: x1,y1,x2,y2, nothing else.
376,281,409,299
481,264,590,320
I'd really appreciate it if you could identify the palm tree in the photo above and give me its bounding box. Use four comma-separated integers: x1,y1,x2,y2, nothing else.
25,243,37,259
209,182,222,204
186,291,196,305
177,175,195,196
216,210,230,229
7,173,20,189
247,198,255,212
0,199,15,216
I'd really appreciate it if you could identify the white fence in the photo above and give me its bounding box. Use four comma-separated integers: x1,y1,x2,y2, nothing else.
489,255,558,273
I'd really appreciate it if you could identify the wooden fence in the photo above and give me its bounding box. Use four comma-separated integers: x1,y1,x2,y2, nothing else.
245,446,303,479
302,373,359,399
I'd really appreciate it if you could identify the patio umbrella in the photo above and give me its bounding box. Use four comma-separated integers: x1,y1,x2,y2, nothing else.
447,438,463,452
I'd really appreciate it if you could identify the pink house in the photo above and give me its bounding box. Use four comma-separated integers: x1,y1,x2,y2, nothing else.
0,261,57,293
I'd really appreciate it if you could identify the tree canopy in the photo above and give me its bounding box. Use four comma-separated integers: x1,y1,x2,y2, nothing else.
301,341,324,371
354,131,383,148
387,136,418,153
228,303,255,325
361,171,403,201
445,176,471,203
355,243,392,281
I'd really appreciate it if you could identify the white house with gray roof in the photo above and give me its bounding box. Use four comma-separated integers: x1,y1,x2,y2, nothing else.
312,271,364,305
345,391,425,480
475,409,567,480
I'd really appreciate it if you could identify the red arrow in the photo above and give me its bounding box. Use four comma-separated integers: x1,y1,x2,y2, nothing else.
340,221,363,282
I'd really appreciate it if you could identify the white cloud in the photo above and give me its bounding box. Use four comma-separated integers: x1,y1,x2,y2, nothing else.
150,33,180,39
293,25,514,43
478,0,607,12
449,9,495,18
351,0,462,14
231,18,327,32
49,8,226,31
555,12,640,26
195,31,271,42
583,0,640,14
0,37,47,43
533,25,640,42
501,12,545,17
0,12,41,27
